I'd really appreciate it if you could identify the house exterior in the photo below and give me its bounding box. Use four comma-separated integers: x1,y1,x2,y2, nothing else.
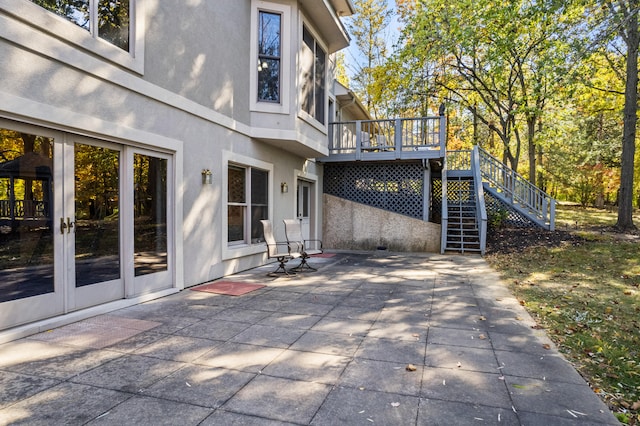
0,0,355,339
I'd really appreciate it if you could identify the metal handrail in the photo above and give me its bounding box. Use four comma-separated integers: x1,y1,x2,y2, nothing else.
440,156,448,254
477,147,555,230
471,147,487,254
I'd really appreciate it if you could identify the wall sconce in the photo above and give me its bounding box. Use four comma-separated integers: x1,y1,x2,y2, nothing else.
281,182,288,193
201,169,212,185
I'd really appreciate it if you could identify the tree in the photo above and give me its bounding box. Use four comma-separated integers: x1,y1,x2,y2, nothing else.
393,0,580,179
347,0,394,118
610,0,638,230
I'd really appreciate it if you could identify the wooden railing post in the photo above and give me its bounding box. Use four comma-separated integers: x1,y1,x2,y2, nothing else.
395,118,402,159
355,120,362,161
439,115,446,156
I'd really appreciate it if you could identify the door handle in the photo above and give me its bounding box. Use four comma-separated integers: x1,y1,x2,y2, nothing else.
60,218,67,235
66,217,74,233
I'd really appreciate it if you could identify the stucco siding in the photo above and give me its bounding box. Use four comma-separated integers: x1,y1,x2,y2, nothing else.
323,194,441,252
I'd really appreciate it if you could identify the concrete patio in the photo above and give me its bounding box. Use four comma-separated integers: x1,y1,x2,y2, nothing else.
0,251,619,425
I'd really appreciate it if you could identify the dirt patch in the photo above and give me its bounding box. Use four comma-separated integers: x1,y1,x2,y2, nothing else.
486,223,640,255
485,226,586,255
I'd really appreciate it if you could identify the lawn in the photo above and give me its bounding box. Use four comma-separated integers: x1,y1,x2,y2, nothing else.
486,205,640,425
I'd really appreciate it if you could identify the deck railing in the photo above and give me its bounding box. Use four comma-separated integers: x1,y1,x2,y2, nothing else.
328,116,445,159
478,147,555,230
0,200,49,220
471,148,488,254
446,147,556,230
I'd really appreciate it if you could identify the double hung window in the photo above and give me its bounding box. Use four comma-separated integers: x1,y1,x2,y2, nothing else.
29,0,131,51
301,25,326,124
228,165,269,245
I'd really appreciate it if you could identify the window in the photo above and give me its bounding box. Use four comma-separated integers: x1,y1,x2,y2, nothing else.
301,25,326,124
29,0,130,51
257,11,281,103
228,165,268,245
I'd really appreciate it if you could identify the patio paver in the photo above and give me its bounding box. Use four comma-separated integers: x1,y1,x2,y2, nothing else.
0,252,619,425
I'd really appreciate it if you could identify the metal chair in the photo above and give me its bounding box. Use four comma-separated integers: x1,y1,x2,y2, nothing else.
283,219,323,272
261,220,300,277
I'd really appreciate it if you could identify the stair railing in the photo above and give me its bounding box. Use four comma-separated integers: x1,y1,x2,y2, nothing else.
471,147,487,254
477,147,555,230
440,156,448,254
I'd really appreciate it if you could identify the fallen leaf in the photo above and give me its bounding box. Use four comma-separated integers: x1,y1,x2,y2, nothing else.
478,334,487,340
631,401,640,410
515,316,524,321
405,364,417,372
542,343,551,350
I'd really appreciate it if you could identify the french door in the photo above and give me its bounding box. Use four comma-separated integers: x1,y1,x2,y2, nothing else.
0,120,173,331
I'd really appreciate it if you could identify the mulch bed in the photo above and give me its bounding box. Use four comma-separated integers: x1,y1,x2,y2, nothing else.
485,226,585,255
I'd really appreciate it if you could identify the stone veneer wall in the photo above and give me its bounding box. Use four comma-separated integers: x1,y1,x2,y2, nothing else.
323,194,441,252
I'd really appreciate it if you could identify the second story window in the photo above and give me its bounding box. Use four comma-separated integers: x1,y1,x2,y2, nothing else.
301,25,326,124
257,10,281,103
30,0,130,51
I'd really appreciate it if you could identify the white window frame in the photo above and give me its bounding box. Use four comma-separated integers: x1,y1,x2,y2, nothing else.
250,0,290,114
222,151,273,260
298,20,328,129
0,0,145,74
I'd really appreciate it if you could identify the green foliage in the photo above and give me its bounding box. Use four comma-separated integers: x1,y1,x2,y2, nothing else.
487,207,509,229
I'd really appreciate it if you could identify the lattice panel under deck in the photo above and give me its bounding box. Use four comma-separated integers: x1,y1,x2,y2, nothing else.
323,162,424,219
485,192,537,228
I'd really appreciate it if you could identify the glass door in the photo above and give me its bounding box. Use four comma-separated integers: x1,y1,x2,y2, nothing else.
297,180,311,239
67,139,124,310
0,121,174,332
0,124,64,330
129,149,172,295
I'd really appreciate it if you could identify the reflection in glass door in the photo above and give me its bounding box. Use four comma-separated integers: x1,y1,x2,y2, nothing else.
133,153,167,276
0,128,55,303
0,125,64,331
74,143,121,287
69,140,124,311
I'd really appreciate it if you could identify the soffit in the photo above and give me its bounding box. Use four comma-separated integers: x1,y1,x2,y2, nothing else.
299,0,350,53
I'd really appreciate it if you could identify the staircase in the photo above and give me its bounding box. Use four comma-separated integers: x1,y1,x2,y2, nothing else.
442,146,556,255
444,176,481,253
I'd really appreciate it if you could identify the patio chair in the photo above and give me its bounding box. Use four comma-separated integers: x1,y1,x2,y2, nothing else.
261,220,301,277
283,219,323,272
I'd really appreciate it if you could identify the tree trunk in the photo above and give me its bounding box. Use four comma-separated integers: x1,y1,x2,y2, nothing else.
527,117,536,184
616,1,639,230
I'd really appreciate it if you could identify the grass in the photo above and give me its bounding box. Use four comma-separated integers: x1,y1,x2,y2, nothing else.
486,205,640,425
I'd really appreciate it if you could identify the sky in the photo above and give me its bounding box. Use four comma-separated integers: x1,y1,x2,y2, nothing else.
343,0,402,81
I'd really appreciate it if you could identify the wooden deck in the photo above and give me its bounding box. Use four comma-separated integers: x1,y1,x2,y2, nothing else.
319,117,446,162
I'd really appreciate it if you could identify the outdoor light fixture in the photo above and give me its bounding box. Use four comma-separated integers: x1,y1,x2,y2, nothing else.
201,169,212,185
281,182,288,193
